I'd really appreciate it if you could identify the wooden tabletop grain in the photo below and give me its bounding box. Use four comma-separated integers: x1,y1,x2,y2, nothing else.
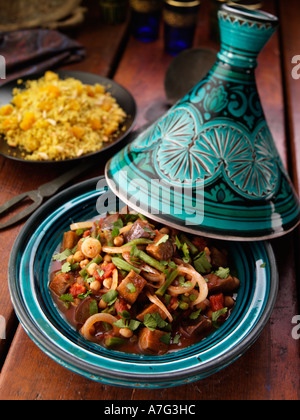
0,0,299,401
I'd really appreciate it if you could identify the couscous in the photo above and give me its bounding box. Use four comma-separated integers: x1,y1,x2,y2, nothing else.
0,71,127,161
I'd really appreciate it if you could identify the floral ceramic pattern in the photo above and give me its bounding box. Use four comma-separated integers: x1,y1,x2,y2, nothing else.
154,117,280,198
131,104,203,153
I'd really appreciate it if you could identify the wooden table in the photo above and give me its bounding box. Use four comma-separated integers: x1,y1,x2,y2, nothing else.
0,0,299,401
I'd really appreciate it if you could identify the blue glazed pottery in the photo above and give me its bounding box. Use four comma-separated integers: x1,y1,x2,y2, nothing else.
105,4,300,240
8,177,278,388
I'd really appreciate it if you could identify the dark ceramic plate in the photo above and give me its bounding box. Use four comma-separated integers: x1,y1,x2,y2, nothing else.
0,71,136,164
8,176,279,388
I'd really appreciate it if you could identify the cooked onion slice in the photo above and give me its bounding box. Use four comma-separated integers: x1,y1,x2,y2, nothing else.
102,245,132,254
70,221,94,231
81,313,119,341
167,265,197,295
146,291,173,322
110,268,119,290
167,265,208,306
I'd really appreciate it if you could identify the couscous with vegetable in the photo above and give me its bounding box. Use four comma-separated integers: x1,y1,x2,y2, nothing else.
0,71,127,161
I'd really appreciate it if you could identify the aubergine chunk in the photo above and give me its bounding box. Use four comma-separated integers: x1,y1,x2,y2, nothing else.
75,296,97,324
136,303,168,322
124,219,155,243
62,230,79,251
205,273,240,294
117,270,147,305
146,232,174,261
49,272,74,296
138,327,169,354
101,213,120,230
210,246,228,268
179,315,212,338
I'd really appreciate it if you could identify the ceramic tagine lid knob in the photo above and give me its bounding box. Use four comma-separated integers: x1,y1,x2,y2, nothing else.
105,4,300,240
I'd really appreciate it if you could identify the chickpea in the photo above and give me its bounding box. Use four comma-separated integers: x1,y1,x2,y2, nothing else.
80,259,89,269
99,299,107,309
67,255,74,263
113,235,124,247
119,328,133,338
90,280,101,292
103,277,112,289
73,250,85,262
87,262,98,276
103,254,112,263
81,237,102,259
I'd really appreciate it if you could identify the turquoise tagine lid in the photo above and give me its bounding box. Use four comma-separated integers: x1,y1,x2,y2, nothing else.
105,4,300,240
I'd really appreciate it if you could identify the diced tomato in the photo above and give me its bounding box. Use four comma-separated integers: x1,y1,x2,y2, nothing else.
209,293,225,312
94,262,116,283
102,262,116,279
69,282,86,298
83,230,91,238
114,297,129,318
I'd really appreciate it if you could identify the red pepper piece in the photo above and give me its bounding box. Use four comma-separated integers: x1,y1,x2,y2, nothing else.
69,282,86,298
209,293,225,312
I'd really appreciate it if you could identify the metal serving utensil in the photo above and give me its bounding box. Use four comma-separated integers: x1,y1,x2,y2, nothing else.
0,126,148,230
0,160,95,230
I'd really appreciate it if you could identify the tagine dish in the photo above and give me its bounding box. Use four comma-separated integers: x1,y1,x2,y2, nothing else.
49,210,240,355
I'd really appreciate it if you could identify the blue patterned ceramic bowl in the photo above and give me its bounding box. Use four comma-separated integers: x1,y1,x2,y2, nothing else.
8,177,278,388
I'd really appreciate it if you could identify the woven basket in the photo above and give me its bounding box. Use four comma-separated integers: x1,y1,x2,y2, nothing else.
0,0,86,31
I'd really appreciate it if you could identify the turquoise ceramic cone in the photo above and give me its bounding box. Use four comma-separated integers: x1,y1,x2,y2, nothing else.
105,4,300,240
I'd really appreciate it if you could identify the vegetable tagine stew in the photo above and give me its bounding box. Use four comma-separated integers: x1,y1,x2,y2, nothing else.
49,210,240,355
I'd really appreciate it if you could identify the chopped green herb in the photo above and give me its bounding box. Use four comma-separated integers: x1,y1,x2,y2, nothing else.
126,282,136,293
101,289,118,306
143,313,157,331
189,309,202,320
155,234,169,247
143,313,168,331
212,307,228,328
179,234,199,256
77,290,92,299
215,266,230,279
173,334,180,344
53,248,72,262
129,319,141,331
113,318,141,331
193,251,212,274
97,268,105,278
111,218,124,238
159,332,171,345
59,293,74,303
89,300,98,316
118,310,131,319
61,261,72,273
181,243,190,263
